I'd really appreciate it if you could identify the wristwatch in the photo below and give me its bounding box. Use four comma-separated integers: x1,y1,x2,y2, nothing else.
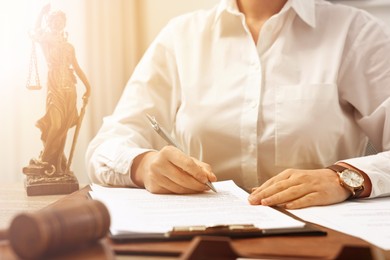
327,165,365,199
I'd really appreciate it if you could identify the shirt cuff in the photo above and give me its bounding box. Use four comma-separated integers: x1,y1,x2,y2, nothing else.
90,139,154,187
341,151,390,198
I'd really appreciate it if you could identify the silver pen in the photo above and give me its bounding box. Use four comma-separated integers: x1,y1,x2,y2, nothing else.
146,114,217,193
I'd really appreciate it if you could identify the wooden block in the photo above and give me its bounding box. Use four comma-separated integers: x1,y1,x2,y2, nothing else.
179,236,239,260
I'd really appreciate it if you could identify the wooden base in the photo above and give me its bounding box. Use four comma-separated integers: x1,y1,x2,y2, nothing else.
24,174,79,196
178,236,378,260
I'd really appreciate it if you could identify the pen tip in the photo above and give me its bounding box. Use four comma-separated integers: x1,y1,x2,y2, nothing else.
206,182,217,193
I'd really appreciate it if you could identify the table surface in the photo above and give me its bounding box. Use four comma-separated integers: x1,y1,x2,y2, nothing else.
0,183,176,260
1,182,389,260
0,183,63,230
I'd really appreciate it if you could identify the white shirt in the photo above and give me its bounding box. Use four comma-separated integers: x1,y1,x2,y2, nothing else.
86,0,390,197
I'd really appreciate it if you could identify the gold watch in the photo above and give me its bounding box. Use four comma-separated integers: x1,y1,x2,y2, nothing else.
327,165,364,199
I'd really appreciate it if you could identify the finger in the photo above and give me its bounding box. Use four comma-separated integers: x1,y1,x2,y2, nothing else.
250,169,311,202
284,181,351,209
146,169,205,194
251,170,294,196
193,158,217,182
257,183,307,206
282,188,345,210
159,175,204,194
248,173,299,204
144,180,171,194
162,146,211,184
165,166,210,192
249,178,307,205
149,150,209,193
283,192,322,209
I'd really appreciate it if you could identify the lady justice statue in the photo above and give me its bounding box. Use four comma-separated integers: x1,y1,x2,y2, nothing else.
23,4,91,195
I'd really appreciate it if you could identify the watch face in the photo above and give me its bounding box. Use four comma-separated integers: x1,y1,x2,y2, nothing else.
340,169,364,188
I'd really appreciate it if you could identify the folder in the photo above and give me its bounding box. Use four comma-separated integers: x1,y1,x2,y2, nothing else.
89,180,326,242
111,222,325,242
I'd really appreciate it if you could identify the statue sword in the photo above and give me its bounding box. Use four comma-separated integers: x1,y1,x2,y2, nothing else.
66,96,88,172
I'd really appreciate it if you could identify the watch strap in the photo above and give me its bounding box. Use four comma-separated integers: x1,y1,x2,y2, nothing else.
350,185,364,199
326,164,348,173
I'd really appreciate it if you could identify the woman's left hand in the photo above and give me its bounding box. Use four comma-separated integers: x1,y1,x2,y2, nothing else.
248,168,350,209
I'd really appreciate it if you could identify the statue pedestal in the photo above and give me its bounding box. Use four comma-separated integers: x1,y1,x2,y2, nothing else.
24,175,79,196
23,165,79,196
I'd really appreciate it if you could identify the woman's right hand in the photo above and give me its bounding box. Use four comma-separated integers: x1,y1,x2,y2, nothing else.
131,146,217,194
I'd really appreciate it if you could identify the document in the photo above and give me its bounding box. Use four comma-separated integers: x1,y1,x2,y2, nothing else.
89,180,306,239
288,197,390,250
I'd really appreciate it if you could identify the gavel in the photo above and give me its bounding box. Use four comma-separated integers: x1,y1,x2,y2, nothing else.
2,199,110,259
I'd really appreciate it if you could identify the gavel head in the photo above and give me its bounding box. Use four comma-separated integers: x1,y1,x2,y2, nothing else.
9,199,110,259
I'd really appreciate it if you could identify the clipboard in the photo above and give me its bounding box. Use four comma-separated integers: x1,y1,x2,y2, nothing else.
89,181,327,243
110,222,326,242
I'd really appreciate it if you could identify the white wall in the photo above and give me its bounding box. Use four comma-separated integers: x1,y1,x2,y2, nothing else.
335,0,390,26
140,0,219,51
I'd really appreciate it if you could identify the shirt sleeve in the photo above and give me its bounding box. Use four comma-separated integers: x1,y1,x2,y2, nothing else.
85,20,180,187
338,13,390,198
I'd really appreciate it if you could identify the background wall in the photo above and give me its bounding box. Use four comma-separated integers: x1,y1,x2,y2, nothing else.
335,0,390,25
0,0,388,185
0,0,219,184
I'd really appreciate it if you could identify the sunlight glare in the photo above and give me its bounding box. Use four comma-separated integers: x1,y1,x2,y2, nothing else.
0,1,47,89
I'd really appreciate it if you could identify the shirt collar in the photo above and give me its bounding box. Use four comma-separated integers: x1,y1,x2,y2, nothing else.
215,0,316,28
215,0,240,18
289,0,316,28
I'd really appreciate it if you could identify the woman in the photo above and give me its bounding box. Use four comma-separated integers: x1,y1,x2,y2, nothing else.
86,0,390,209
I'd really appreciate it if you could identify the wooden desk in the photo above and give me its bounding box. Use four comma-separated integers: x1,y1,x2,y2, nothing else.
0,183,176,260
0,183,63,230
1,183,389,260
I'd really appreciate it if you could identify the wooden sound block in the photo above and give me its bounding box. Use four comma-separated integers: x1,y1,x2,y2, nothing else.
24,173,79,196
